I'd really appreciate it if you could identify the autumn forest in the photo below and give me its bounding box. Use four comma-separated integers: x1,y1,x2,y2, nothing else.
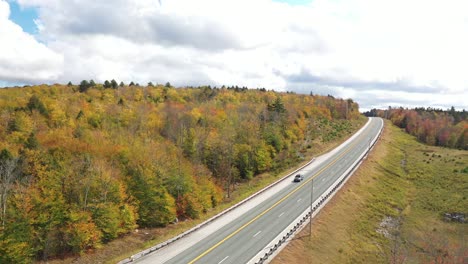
0,83,363,262
365,107,467,150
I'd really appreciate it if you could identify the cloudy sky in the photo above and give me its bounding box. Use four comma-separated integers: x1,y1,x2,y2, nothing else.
1,0,467,111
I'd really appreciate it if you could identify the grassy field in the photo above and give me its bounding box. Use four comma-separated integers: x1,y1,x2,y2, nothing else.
39,118,366,264
273,120,467,264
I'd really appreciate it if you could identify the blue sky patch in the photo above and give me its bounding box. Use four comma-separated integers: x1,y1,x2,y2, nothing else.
8,1,38,34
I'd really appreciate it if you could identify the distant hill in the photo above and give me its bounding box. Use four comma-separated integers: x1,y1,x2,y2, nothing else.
0,83,363,262
365,107,467,149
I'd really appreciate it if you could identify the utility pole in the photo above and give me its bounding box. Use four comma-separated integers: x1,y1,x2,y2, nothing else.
310,178,313,239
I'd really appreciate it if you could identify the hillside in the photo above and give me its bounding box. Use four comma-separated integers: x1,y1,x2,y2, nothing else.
273,120,467,263
0,83,365,262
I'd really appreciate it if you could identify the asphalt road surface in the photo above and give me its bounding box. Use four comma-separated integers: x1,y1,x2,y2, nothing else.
136,117,383,264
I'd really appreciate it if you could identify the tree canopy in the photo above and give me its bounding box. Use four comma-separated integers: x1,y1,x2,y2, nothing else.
0,83,363,262
365,107,467,149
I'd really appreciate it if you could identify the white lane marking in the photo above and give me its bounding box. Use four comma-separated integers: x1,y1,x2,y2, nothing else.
253,231,262,237
218,256,229,264
297,198,302,203
278,212,285,217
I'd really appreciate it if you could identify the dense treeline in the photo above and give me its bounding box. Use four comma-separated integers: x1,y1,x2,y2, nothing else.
0,83,362,262
365,107,467,149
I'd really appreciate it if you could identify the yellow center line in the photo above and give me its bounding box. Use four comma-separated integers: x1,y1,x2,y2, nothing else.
188,122,375,264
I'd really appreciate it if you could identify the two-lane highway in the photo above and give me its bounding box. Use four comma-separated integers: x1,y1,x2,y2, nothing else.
136,117,383,264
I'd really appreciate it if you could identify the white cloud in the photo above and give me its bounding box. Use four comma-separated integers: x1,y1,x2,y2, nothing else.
0,0,63,83
4,0,468,110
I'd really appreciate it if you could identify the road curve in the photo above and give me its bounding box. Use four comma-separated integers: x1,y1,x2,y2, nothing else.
135,117,383,264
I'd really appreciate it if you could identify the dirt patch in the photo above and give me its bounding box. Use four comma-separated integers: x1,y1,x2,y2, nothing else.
376,216,400,239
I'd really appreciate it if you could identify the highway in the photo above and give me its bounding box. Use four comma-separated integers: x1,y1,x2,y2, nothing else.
135,117,383,264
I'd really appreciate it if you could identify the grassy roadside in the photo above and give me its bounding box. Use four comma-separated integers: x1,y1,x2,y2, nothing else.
40,118,367,264
272,120,467,264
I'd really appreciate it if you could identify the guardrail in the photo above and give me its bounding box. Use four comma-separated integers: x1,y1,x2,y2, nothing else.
252,119,384,264
118,157,317,263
